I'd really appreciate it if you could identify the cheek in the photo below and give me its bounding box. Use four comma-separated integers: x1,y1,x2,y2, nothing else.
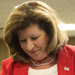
20,43,27,52
37,38,48,49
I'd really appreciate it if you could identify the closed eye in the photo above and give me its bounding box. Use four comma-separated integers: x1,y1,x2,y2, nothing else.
31,35,41,40
20,39,27,43
32,37,38,40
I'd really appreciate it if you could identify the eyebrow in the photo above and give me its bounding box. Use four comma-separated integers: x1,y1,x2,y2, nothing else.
19,34,41,40
31,33,41,36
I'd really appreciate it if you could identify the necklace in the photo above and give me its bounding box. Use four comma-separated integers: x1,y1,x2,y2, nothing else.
30,56,56,67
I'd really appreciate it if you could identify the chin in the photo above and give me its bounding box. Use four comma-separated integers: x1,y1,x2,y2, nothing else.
32,55,47,61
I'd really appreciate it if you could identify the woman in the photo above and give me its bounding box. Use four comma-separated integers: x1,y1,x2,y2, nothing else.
1,1,75,75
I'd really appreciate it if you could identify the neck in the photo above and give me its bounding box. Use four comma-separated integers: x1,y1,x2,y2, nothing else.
30,55,57,69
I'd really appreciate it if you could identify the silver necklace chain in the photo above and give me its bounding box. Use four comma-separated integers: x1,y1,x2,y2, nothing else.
30,56,56,67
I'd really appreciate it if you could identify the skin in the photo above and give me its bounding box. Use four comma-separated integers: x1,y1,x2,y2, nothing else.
18,24,49,61
17,24,56,69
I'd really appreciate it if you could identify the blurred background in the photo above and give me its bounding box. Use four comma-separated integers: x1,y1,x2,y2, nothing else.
0,0,75,69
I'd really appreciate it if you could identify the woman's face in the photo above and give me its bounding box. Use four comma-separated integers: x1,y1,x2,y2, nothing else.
18,24,49,61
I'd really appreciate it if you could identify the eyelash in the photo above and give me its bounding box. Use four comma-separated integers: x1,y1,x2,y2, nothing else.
20,35,40,42
20,39,26,42
32,36,38,40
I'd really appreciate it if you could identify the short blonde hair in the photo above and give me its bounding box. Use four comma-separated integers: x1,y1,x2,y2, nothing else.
3,1,68,63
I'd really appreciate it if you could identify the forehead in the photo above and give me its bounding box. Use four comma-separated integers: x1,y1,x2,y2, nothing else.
17,24,45,38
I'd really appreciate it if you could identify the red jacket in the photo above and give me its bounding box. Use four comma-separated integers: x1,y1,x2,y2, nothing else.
1,45,75,75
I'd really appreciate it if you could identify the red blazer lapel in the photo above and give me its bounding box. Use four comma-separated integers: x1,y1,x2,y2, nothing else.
13,62,29,75
57,46,74,75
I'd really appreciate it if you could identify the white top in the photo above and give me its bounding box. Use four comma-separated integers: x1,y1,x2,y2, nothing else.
28,64,58,75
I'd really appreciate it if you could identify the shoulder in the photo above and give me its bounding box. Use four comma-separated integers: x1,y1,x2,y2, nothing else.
1,58,29,74
64,45,75,55
1,58,14,71
1,58,29,69
2,58,29,68
2,58,14,66
1,58,15,74
58,45,75,56
65,45,75,51
1,58,29,73
2,58,14,63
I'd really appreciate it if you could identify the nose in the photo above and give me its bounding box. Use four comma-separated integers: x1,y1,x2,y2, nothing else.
26,40,35,51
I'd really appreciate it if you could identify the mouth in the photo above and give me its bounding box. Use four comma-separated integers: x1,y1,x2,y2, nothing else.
31,50,40,54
